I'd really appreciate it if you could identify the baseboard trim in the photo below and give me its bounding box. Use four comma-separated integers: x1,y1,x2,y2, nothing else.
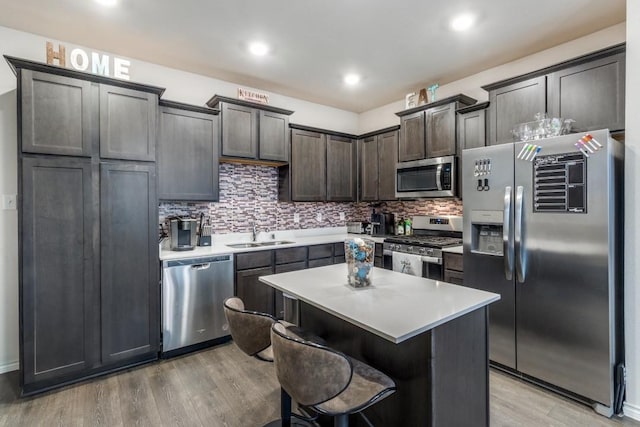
625,402,640,421
0,360,19,375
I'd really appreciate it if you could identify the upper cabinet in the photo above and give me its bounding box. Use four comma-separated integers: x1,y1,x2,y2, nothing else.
206,95,293,164
484,44,625,145
359,127,399,202
326,134,357,202
288,127,327,201
457,102,489,152
158,100,220,201
396,94,477,162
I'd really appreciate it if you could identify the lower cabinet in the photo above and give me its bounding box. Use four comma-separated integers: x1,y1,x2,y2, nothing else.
443,252,464,285
235,251,275,315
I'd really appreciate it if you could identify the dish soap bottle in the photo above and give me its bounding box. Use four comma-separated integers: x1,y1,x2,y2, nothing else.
404,218,412,236
396,219,405,235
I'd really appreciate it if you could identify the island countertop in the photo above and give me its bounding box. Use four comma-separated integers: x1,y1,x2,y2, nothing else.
259,264,500,344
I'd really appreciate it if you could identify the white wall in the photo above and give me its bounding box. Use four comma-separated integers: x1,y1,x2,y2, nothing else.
624,0,640,420
358,23,626,134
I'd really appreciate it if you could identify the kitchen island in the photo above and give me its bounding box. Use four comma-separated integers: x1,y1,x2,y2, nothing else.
260,264,500,426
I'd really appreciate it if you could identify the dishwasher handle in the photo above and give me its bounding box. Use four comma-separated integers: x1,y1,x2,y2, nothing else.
191,263,211,270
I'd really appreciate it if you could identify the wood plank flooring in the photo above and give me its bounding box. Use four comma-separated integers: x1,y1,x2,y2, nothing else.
0,342,638,426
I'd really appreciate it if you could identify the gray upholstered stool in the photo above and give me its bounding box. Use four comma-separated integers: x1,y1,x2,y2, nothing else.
271,322,396,427
223,297,314,427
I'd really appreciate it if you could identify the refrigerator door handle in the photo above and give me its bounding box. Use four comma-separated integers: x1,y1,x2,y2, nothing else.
436,164,443,191
503,186,513,280
515,185,526,283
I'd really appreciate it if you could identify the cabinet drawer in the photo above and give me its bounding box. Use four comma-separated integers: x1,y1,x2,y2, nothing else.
308,257,333,268
235,250,273,270
333,255,345,264
444,252,463,272
333,242,345,256
444,269,464,286
275,261,307,273
308,244,333,260
275,247,307,265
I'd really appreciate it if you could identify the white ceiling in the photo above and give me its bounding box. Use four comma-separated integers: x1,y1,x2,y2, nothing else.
0,0,625,112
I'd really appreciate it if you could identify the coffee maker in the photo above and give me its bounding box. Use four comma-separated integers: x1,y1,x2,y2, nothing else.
170,217,198,251
370,210,395,236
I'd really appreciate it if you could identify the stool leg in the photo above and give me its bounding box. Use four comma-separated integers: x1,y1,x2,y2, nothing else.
281,388,292,427
334,414,349,427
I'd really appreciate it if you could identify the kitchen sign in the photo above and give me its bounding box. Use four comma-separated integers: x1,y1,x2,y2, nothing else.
46,42,131,80
238,88,269,104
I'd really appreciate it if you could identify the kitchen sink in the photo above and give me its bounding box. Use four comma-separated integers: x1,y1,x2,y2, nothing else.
226,240,295,248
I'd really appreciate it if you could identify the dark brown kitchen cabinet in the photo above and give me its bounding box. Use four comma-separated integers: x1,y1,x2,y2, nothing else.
158,101,220,201
487,76,546,146
206,95,293,163
399,110,426,161
236,266,276,316
21,156,97,388
443,252,464,286
333,242,345,264
99,84,158,161
396,94,477,161
359,128,399,202
308,243,334,268
20,70,93,157
426,102,457,157
290,128,327,201
484,44,626,145
8,56,164,395
100,162,159,364
274,248,307,319
457,103,488,151
547,51,625,133
326,135,357,201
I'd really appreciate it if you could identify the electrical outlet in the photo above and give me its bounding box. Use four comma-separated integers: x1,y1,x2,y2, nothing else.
316,212,323,222
293,213,300,223
2,194,16,210
339,212,345,221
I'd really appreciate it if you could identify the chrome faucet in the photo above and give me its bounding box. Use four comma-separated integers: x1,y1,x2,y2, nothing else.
251,223,258,242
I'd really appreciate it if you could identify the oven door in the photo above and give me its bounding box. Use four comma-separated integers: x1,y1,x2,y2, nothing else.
396,156,456,198
391,252,423,276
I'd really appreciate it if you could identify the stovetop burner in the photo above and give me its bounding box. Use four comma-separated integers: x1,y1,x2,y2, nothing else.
384,235,463,248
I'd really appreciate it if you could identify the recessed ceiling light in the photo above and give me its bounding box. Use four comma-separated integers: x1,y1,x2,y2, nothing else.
95,0,117,6
451,13,475,32
344,73,361,85
249,42,270,56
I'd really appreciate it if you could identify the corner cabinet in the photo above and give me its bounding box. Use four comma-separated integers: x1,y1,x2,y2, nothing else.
484,44,625,145
206,95,293,163
396,94,477,162
158,101,220,201
326,135,357,201
359,127,399,202
290,128,327,201
7,56,164,395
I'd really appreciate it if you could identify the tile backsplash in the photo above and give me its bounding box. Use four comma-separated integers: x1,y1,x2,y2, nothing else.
159,163,462,233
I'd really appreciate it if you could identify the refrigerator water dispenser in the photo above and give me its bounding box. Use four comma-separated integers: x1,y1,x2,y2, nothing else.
470,210,504,256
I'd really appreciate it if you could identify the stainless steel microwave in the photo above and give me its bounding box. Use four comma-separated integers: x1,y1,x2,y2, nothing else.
395,156,456,198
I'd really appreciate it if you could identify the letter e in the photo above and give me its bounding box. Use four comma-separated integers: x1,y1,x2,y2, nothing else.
114,58,131,80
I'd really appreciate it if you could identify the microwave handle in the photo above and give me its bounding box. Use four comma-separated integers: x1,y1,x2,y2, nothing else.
436,164,443,191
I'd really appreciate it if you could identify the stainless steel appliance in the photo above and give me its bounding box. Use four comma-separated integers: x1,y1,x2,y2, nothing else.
169,217,198,251
161,255,234,354
370,211,395,236
383,216,462,280
396,156,456,198
462,130,624,416
347,221,369,234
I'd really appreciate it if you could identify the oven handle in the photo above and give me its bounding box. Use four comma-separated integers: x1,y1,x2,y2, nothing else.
383,249,393,256
421,255,442,265
436,164,443,191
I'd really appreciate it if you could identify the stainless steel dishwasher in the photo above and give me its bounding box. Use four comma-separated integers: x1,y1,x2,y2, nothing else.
161,254,234,354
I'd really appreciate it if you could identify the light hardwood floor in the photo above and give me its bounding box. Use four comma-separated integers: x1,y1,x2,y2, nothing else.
0,342,638,426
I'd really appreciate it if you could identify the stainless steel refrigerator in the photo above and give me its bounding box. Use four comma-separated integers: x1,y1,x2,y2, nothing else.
462,129,624,416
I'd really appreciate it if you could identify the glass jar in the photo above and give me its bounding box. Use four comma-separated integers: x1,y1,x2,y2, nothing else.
344,238,375,288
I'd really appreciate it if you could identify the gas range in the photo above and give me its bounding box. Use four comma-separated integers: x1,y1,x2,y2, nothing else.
382,216,463,262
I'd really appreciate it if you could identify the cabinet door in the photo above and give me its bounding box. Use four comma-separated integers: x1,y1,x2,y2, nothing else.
259,110,289,161
359,136,379,201
21,156,97,386
158,106,219,201
488,76,546,145
100,162,159,364
99,85,157,161
291,129,326,201
426,102,457,158
236,266,275,316
326,135,357,201
21,70,93,156
399,111,425,161
378,131,399,201
221,102,258,158
548,53,625,133
274,261,307,319
457,109,487,151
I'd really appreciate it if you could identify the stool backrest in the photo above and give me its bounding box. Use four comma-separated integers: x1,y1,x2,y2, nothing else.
271,322,353,406
223,297,275,358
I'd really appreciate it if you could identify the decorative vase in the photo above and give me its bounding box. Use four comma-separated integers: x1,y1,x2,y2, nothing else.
344,238,375,288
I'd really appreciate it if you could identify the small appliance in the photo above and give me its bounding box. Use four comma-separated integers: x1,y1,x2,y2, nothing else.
370,211,395,236
169,217,198,251
396,156,456,198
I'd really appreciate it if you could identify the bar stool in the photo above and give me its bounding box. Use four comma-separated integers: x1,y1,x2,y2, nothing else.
270,322,397,427
223,297,314,427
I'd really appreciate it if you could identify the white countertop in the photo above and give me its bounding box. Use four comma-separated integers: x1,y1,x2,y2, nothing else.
259,264,500,344
442,245,463,254
159,227,387,261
